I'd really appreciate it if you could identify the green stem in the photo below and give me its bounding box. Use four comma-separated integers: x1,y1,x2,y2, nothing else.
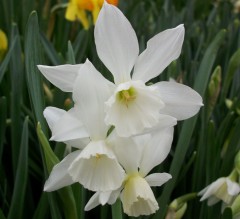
111,199,122,219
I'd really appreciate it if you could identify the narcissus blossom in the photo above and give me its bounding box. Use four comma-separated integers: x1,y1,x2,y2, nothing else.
65,0,118,29
85,127,174,217
39,61,127,192
94,2,202,137
198,177,240,206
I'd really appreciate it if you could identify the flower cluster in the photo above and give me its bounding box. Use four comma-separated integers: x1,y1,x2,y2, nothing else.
38,2,203,217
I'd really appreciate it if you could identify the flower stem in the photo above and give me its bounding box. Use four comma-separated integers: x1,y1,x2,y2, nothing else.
111,199,122,219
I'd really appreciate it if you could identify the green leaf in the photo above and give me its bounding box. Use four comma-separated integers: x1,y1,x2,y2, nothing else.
0,208,6,219
154,29,226,219
24,11,47,134
0,36,17,83
0,97,7,161
73,30,89,63
67,40,76,64
10,23,24,176
111,199,122,219
36,122,59,172
8,117,29,219
40,33,62,65
32,193,50,219
36,123,78,219
222,48,240,99
221,207,233,219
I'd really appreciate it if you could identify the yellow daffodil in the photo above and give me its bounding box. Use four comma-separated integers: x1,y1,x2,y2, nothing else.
65,0,118,29
0,29,8,61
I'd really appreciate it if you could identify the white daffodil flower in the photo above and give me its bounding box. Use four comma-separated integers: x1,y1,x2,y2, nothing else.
94,2,203,137
198,177,240,206
40,60,127,192
85,127,174,217
38,2,203,137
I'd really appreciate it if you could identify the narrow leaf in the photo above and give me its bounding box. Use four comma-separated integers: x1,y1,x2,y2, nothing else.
24,11,47,133
0,97,7,161
10,23,23,176
67,41,76,64
222,48,240,99
37,123,78,219
8,117,29,219
111,199,122,219
0,36,17,83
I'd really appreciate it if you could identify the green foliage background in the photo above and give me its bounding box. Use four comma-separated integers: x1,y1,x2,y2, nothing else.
0,0,240,218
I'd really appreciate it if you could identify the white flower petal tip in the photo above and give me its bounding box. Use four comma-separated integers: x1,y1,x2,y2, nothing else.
37,64,82,92
121,174,159,217
46,107,89,143
43,107,66,130
84,191,114,211
155,82,203,120
68,140,125,192
105,81,165,137
133,24,185,83
43,150,81,192
95,0,139,84
145,173,172,187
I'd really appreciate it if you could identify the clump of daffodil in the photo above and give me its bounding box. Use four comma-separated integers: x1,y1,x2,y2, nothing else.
0,29,8,61
65,0,118,29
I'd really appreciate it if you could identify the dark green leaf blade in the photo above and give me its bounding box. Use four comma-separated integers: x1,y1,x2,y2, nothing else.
8,117,29,219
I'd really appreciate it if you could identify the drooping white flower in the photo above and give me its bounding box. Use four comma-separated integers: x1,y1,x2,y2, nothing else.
85,126,174,217
39,60,127,192
198,177,240,206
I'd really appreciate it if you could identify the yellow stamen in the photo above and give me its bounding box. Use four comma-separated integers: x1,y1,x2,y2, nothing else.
95,153,102,159
117,87,136,107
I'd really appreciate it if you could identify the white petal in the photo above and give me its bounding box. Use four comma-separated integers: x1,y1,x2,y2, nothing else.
139,114,177,135
105,80,164,137
207,196,220,206
44,150,81,191
68,140,125,191
199,178,226,201
73,60,114,139
226,179,240,196
84,192,101,211
37,64,82,92
133,24,184,83
65,138,90,149
154,81,203,120
94,2,139,84
139,127,174,176
85,189,121,211
121,174,159,217
198,186,209,196
107,189,122,205
145,173,172,187
84,191,112,211
43,107,66,130
46,107,89,144
107,130,143,173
